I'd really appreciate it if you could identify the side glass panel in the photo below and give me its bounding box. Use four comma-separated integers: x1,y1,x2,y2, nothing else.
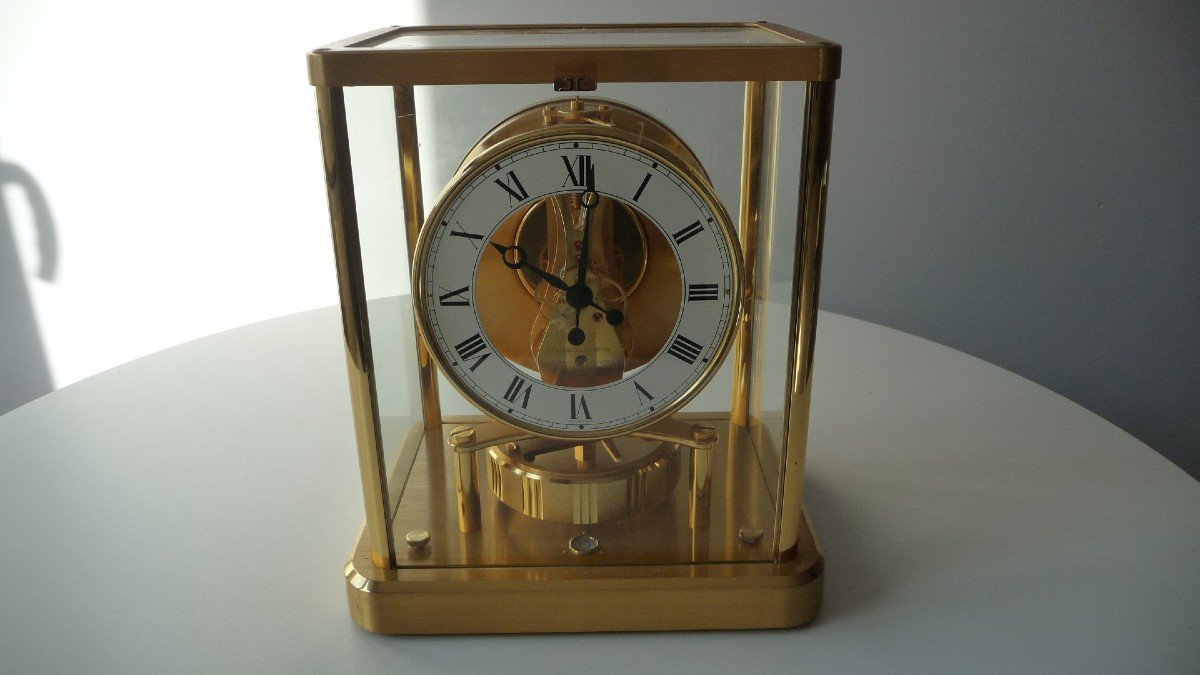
344,86,424,561
745,82,806,547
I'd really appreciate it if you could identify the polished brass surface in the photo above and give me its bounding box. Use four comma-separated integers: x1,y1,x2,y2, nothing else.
308,22,841,86
412,119,743,443
511,193,650,300
486,436,681,524
475,189,681,374
315,85,393,568
393,86,442,447
345,504,823,633
449,425,482,533
777,80,836,559
689,425,716,529
463,98,711,185
389,414,776,568
731,81,767,427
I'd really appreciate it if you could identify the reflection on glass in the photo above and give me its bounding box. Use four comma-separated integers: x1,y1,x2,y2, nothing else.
368,26,801,51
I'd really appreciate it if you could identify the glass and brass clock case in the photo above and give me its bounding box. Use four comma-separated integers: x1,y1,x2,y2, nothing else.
309,22,841,634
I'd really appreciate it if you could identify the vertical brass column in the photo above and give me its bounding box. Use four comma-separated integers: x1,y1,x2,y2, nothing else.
315,85,394,568
688,425,717,529
776,80,836,559
730,82,767,427
393,86,443,446
449,426,482,533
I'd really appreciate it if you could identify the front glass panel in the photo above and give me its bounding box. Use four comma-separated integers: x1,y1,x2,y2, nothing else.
342,79,806,568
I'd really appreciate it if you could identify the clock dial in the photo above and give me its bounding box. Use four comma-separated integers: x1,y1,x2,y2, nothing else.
415,135,740,439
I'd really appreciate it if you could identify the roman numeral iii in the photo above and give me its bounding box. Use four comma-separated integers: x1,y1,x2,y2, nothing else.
687,283,719,301
667,334,704,365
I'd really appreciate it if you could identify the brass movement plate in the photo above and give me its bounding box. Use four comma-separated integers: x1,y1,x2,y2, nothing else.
389,415,778,568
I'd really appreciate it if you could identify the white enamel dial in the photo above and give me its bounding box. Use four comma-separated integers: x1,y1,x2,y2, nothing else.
414,136,740,439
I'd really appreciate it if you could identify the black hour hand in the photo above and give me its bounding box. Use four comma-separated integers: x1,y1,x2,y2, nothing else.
490,242,572,292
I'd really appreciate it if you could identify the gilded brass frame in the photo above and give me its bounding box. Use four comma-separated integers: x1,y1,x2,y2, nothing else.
311,21,840,632
309,22,840,86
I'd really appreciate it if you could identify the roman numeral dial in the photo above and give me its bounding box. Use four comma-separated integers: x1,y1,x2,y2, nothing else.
415,136,741,439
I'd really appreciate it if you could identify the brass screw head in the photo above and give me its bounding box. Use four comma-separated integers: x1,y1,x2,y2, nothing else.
405,529,431,549
739,527,764,546
449,425,476,448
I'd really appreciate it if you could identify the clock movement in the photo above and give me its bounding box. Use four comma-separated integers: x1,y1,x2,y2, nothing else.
308,22,840,633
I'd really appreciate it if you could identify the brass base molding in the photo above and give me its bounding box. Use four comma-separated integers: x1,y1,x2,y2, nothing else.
344,512,823,634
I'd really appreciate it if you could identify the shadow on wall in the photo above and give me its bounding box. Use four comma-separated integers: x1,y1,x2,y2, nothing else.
1,151,57,414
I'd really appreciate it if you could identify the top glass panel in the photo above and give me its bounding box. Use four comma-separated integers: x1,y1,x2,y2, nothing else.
362,25,804,50
310,23,839,85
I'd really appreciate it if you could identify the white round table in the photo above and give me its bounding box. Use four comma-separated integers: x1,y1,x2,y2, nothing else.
1,307,1196,673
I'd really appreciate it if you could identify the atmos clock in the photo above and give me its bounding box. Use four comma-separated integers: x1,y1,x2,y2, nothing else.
309,22,840,633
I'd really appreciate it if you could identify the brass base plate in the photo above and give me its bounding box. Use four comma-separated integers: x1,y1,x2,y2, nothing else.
347,413,823,633
389,415,780,567
344,511,823,633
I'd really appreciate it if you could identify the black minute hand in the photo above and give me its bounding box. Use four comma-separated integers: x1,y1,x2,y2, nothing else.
489,242,572,292
575,160,598,289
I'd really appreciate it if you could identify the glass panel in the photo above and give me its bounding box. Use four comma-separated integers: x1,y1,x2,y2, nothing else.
747,82,807,526
366,25,799,51
344,86,425,561
345,80,798,567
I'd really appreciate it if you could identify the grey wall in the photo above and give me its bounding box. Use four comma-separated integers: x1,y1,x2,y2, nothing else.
421,1,1200,477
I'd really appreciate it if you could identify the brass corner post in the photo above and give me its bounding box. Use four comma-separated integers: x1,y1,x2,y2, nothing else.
776,80,835,559
730,81,767,427
689,424,718,528
315,85,394,568
393,85,443,446
449,426,483,532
